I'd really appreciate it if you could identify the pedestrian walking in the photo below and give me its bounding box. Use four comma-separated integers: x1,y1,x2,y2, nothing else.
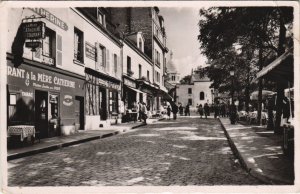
204,103,210,119
172,104,178,120
185,104,190,116
198,104,204,118
220,102,226,117
141,102,148,123
179,104,183,116
167,105,171,120
137,102,142,122
214,102,220,118
229,102,237,124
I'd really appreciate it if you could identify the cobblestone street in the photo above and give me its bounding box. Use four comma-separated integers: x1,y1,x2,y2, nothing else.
8,117,264,186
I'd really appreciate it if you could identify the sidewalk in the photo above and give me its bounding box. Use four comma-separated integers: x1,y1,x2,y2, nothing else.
219,118,294,185
7,119,162,161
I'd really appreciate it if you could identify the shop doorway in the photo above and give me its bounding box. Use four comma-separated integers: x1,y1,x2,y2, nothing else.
75,96,84,130
49,93,60,137
99,87,107,120
35,90,48,139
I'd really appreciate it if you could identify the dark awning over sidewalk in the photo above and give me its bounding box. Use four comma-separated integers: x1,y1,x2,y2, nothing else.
256,49,293,83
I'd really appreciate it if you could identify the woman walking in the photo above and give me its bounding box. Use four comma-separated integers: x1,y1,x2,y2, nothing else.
167,105,171,120
198,104,204,118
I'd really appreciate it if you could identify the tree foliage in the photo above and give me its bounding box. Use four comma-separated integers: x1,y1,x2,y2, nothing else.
179,75,192,84
197,6,293,95
197,7,293,126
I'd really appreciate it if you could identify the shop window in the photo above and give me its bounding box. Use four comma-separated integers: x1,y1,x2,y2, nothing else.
114,54,118,74
49,94,59,118
9,94,17,105
139,64,142,78
200,91,205,100
109,91,118,113
188,98,192,105
8,93,18,124
74,27,84,63
188,88,192,94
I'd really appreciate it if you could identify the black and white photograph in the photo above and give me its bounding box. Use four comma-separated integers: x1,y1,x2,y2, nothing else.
0,1,299,193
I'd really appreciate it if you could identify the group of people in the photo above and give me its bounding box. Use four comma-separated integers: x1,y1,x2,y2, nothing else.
166,104,178,120
197,103,210,118
178,104,191,116
132,102,148,123
197,102,231,119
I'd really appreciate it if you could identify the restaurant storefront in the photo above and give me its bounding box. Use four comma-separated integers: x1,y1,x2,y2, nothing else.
7,54,85,139
85,68,121,129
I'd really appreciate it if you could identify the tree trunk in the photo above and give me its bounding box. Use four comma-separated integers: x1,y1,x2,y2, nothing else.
274,12,287,134
257,48,263,125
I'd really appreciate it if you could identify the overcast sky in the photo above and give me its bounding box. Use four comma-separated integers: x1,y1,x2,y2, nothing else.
160,7,208,77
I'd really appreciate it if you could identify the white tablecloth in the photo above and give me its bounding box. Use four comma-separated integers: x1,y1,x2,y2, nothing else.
8,125,35,141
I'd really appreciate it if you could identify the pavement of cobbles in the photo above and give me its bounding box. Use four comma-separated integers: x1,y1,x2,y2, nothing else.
8,117,264,186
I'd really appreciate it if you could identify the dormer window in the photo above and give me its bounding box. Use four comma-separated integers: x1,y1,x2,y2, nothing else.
138,38,143,51
136,32,144,53
97,9,106,27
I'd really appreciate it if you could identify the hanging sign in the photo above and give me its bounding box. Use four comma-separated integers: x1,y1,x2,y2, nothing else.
25,41,41,50
22,21,46,39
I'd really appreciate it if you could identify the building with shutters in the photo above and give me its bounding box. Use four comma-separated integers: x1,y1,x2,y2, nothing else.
6,7,123,139
108,7,172,112
6,7,172,141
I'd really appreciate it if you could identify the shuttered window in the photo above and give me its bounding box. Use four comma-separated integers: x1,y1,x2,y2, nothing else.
106,49,110,72
56,34,62,66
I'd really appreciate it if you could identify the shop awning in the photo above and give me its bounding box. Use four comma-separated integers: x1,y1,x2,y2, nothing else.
126,85,145,94
256,49,293,82
160,90,173,101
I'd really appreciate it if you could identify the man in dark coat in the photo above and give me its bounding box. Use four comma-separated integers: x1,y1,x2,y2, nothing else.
204,103,210,119
172,104,178,120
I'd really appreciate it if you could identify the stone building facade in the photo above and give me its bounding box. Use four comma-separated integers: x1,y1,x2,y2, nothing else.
5,7,172,140
177,68,215,109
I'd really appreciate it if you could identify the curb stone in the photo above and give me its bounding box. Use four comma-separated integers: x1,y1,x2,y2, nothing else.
7,122,147,161
218,118,293,185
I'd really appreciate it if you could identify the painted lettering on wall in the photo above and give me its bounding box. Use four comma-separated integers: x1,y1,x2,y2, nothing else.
21,91,33,97
7,66,76,91
85,42,96,61
29,8,68,31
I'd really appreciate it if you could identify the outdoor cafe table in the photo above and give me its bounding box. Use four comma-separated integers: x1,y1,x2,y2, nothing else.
7,125,35,142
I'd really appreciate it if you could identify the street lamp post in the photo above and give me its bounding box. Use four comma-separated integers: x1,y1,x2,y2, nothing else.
230,70,235,104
